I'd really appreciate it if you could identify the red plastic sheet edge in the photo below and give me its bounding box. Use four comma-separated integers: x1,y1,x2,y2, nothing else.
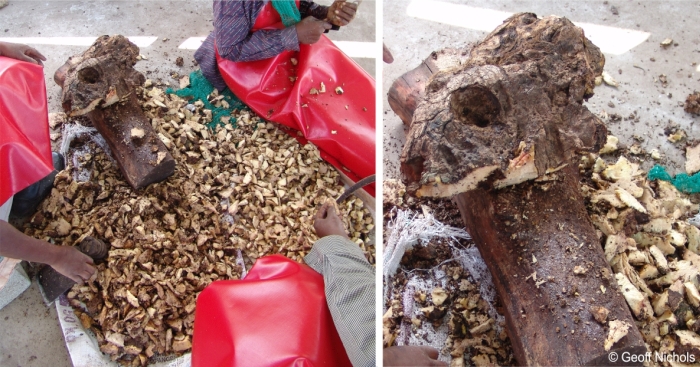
0,57,53,205
192,255,352,367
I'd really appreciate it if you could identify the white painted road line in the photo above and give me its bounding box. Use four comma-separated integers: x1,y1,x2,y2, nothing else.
407,0,511,32
573,22,650,56
0,36,158,48
0,36,376,59
331,41,377,59
178,37,377,59
178,37,206,50
406,0,650,55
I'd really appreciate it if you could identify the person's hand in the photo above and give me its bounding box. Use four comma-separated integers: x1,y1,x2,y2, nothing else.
327,1,358,26
313,202,349,239
51,246,96,283
0,42,46,65
384,346,448,366
295,16,332,44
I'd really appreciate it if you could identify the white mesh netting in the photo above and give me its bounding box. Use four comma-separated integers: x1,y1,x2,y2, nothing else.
236,249,248,279
383,208,472,280
384,208,505,362
60,123,114,182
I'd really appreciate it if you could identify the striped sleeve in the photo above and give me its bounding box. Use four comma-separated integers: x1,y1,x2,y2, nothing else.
304,235,376,367
214,0,299,62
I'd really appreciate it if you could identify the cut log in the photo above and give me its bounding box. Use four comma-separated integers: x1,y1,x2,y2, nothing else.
398,13,646,366
55,35,175,190
387,48,466,125
455,166,646,365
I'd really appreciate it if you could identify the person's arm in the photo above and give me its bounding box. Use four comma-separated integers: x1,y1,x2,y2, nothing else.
214,0,300,62
0,220,95,282
0,41,46,65
305,203,375,367
305,235,375,367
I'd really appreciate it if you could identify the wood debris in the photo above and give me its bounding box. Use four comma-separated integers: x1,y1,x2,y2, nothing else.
382,307,397,347
580,150,700,357
590,306,609,324
179,75,190,90
616,272,653,319
23,83,374,366
383,228,514,366
685,91,700,115
599,135,619,155
130,128,145,141
667,129,686,143
431,287,448,306
686,144,700,175
49,112,67,129
601,71,618,87
604,320,631,351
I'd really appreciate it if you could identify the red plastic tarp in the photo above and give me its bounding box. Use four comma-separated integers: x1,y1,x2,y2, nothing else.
191,255,352,367
216,2,375,196
0,57,52,206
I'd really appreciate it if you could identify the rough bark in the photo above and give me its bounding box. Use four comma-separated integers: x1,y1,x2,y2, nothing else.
401,13,606,198
398,13,646,366
456,165,646,366
55,35,175,190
